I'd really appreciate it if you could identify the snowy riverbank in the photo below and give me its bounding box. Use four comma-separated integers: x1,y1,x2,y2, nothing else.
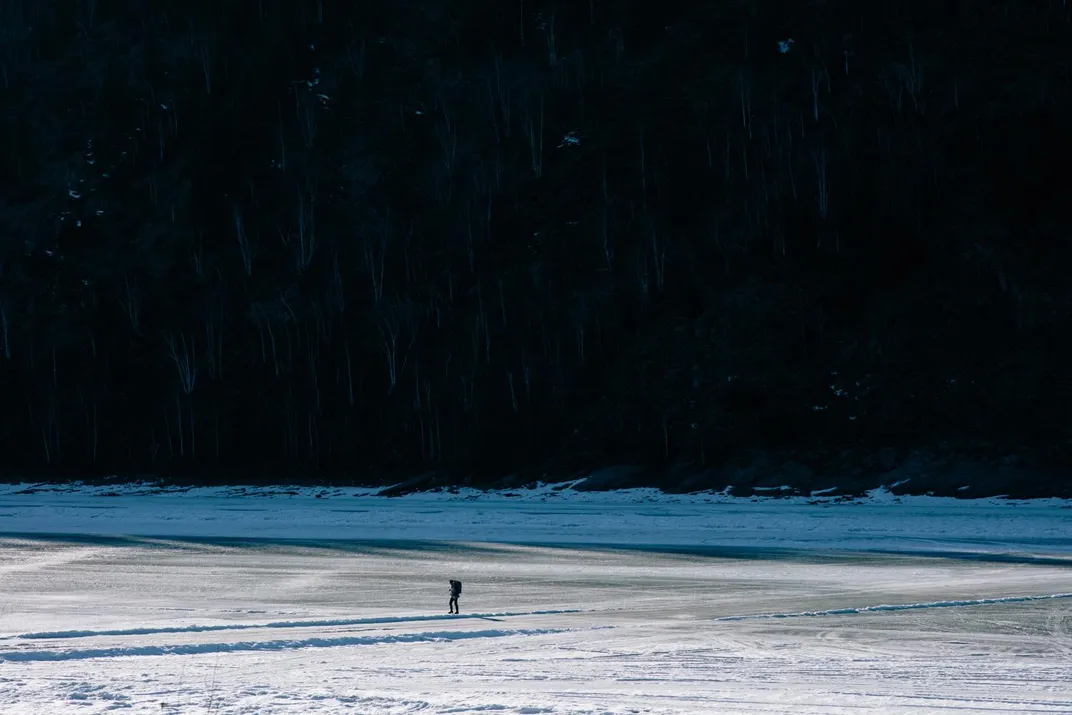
1,480,1069,555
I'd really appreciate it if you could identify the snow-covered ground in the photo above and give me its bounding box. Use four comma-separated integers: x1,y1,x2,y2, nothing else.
1,480,1070,555
1,481,1071,713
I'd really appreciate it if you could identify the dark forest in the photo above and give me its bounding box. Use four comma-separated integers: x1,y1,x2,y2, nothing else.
1,0,1070,494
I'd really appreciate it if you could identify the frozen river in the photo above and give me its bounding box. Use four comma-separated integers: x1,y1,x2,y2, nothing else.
2,531,1071,714
1,482,1071,713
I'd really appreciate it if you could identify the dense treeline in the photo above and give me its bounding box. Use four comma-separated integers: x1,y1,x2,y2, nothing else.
0,0,1070,484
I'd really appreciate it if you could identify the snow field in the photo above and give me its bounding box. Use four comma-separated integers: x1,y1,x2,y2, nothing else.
1,482,1071,712
2,532,1071,714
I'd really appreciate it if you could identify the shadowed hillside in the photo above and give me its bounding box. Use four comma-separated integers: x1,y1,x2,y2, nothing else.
0,0,1069,494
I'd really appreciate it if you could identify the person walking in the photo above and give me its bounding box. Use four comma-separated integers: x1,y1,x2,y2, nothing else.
448,579,462,614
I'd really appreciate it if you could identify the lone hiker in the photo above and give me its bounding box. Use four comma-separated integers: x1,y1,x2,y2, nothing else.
448,579,462,614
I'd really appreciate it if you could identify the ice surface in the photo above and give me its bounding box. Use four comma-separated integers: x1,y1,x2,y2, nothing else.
0,481,1070,555
0,482,1070,713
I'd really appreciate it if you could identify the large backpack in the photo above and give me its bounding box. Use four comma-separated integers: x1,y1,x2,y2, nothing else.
452,580,462,596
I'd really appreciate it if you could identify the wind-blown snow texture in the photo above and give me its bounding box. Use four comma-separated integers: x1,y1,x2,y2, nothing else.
1,480,1071,553
1,481,1071,713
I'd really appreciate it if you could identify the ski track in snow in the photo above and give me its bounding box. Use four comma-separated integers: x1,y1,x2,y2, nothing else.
1,483,1071,713
0,627,595,662
717,592,1072,621
12,609,582,640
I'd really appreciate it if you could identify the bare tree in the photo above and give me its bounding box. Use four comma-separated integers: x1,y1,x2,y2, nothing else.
436,106,458,176
525,94,544,178
232,202,254,276
203,307,224,380
164,332,198,458
279,188,316,271
0,300,9,360
491,50,512,138
810,66,829,122
813,143,829,221
363,220,388,305
117,274,142,334
538,12,557,66
200,42,213,95
165,332,198,396
297,91,317,148
190,229,205,277
379,308,416,395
